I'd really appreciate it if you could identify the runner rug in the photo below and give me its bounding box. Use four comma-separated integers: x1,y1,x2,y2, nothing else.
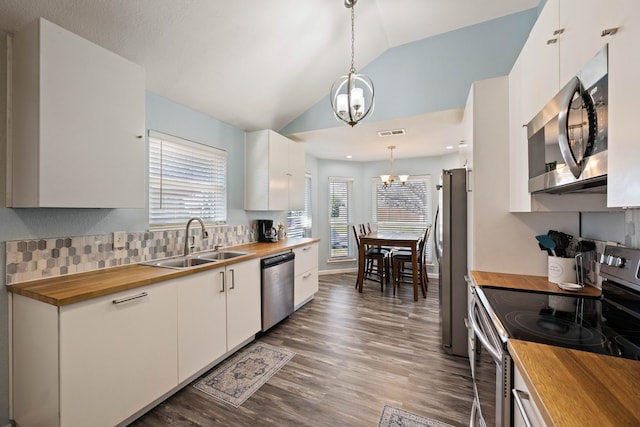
193,341,295,408
378,404,456,427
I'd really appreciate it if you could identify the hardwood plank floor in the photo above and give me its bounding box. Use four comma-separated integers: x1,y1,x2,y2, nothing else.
129,272,474,426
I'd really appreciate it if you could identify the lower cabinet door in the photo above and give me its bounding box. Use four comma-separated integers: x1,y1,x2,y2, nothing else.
59,281,178,427
226,259,261,350
178,268,227,382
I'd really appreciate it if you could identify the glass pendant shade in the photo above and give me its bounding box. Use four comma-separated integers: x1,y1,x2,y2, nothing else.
330,72,374,127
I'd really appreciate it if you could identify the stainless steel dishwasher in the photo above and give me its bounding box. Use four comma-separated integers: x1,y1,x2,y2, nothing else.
261,251,295,332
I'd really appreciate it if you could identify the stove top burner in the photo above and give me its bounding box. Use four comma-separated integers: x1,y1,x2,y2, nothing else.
504,311,607,352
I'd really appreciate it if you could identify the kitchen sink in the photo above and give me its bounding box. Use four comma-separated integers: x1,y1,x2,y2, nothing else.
195,250,250,261
142,256,218,269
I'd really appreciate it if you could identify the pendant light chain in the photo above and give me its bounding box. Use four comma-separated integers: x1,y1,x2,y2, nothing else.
350,5,355,74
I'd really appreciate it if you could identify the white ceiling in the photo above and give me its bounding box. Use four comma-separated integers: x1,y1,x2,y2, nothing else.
0,0,538,160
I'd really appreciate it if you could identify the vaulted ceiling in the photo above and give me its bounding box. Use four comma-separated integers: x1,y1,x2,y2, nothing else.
0,0,539,160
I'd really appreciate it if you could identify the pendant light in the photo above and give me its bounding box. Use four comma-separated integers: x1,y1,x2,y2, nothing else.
380,146,409,188
330,0,374,127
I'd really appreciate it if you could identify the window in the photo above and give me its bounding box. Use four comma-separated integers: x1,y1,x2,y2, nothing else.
287,174,312,238
148,131,227,228
329,177,353,259
372,175,433,262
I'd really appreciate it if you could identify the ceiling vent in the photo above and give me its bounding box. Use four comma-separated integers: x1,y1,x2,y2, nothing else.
377,128,406,137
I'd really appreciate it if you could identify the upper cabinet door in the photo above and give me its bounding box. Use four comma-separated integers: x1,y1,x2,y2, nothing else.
519,0,560,123
11,18,146,208
558,0,608,85
607,0,640,207
245,129,305,211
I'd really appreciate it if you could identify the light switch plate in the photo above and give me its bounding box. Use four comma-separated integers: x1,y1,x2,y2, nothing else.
113,231,127,249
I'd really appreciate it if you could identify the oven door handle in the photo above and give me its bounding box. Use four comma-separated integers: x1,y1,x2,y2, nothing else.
468,298,502,364
469,397,479,427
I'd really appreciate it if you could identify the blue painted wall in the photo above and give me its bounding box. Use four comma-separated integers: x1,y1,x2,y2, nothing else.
281,8,538,134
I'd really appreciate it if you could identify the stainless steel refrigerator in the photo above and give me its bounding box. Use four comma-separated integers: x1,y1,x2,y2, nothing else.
434,168,468,357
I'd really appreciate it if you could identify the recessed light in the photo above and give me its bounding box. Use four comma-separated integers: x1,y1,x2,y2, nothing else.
445,145,454,150
346,155,353,159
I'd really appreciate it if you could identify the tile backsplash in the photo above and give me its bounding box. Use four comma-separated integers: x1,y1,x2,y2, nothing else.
5,224,256,285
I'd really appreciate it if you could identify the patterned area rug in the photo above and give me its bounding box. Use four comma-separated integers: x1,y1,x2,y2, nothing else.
378,405,455,427
193,341,295,408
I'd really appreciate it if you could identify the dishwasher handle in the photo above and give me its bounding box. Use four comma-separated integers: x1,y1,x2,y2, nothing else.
261,252,295,268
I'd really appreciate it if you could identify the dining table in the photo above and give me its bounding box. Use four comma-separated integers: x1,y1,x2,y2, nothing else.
357,230,423,301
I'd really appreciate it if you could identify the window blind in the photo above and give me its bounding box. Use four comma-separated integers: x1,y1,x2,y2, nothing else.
372,175,433,261
329,177,353,259
149,131,227,228
287,174,312,238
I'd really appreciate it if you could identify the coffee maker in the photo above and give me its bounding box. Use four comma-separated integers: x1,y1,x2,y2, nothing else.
257,219,278,242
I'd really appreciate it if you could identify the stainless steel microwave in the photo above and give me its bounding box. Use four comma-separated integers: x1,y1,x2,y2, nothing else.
527,45,608,194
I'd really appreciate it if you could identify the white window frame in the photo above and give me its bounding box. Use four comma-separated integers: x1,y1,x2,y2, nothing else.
287,174,312,238
148,130,227,229
329,176,354,260
371,174,433,262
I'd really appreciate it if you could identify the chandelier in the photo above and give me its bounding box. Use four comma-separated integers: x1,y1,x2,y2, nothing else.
380,146,409,188
330,0,375,127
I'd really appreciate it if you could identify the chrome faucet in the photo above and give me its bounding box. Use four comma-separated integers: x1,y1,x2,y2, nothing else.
184,217,209,256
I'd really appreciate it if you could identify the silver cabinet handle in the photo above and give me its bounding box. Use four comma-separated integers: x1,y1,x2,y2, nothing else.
513,389,534,427
552,28,565,36
228,269,235,290
601,27,618,37
303,272,312,279
303,246,312,251
546,38,558,45
219,271,225,292
112,292,148,304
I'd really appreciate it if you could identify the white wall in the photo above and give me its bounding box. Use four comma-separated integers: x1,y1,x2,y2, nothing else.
467,76,579,276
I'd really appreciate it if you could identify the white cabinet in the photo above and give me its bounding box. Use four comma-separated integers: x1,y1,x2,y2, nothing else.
225,259,262,350
177,259,261,383
177,269,227,383
293,242,318,309
606,0,640,207
513,362,548,427
245,129,306,211
10,18,145,208
12,281,178,427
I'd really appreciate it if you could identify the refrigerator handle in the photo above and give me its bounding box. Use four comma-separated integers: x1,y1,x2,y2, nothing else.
434,206,442,262
466,168,473,192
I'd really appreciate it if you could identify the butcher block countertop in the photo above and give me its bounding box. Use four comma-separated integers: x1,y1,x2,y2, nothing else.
7,237,319,306
509,340,640,426
471,270,601,298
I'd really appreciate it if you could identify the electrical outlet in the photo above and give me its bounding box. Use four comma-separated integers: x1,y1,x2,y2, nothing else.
113,231,127,249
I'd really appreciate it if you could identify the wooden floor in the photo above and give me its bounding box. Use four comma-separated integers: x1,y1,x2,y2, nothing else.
129,272,474,427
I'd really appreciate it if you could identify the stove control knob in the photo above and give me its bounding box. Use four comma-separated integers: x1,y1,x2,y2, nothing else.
599,253,608,264
606,255,625,267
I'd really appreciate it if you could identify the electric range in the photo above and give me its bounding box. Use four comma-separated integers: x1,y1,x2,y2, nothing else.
469,245,640,427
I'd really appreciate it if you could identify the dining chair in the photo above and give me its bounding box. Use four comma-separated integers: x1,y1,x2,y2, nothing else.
352,225,390,291
391,227,430,298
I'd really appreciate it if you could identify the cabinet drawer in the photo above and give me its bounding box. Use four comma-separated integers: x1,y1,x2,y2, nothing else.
294,267,318,308
294,243,318,274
